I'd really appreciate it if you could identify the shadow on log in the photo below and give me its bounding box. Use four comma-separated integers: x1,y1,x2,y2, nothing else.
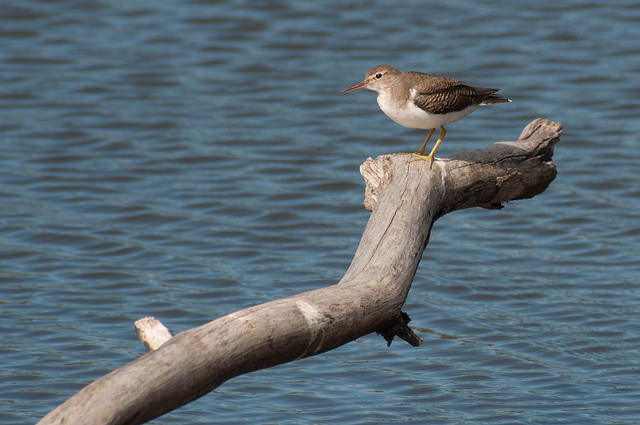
38,118,561,425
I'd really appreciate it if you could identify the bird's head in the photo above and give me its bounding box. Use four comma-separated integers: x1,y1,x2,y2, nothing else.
342,65,400,94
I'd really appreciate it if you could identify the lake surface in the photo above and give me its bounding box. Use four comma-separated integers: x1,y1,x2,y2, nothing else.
1,1,639,424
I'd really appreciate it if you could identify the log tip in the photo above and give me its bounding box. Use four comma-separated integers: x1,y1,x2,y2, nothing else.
518,118,562,143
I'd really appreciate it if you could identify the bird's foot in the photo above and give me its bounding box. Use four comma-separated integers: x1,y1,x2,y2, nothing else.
410,153,435,169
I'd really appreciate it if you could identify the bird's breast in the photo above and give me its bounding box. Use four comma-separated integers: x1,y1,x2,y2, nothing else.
376,90,478,130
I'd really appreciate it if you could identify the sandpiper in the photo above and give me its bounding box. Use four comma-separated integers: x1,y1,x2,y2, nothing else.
342,65,510,167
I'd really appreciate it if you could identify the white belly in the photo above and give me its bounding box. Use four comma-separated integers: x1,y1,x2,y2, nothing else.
376,91,478,130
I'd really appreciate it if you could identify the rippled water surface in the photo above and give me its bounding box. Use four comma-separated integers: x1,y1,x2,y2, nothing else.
2,1,639,424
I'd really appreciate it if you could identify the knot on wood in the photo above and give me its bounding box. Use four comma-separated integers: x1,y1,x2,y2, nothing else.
376,311,423,347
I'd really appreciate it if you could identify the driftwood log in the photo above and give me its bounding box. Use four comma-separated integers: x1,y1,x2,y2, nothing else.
38,118,561,425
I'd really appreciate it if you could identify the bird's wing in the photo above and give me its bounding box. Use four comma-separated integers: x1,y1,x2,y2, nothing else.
413,79,500,114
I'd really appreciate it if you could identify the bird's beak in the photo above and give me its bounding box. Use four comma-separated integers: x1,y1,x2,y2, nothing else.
342,80,368,95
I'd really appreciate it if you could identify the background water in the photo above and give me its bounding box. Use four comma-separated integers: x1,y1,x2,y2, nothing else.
1,1,639,424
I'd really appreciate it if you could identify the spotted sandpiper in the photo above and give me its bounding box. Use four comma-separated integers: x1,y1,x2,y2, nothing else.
342,65,510,167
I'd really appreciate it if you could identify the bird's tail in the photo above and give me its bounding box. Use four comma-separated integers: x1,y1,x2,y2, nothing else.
480,92,511,104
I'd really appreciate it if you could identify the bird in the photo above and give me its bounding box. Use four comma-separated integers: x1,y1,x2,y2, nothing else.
342,64,510,167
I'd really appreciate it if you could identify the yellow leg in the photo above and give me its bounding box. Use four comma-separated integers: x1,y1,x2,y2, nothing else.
416,128,435,155
427,126,447,159
412,126,447,168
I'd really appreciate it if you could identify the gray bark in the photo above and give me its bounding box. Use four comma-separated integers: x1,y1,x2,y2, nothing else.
37,118,561,425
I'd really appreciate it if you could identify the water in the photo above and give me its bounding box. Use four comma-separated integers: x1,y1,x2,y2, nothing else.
1,1,639,424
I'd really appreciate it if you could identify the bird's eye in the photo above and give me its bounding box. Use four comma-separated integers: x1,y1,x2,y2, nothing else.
375,73,382,79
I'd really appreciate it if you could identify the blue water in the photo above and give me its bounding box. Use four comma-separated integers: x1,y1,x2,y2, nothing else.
1,1,639,424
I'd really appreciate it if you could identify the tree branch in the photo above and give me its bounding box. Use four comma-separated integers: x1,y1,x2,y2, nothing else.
37,118,561,425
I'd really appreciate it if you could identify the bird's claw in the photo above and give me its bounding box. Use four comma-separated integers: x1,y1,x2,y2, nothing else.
410,153,435,169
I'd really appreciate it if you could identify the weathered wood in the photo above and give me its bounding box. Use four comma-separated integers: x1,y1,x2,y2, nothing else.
37,118,561,425
134,317,172,351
